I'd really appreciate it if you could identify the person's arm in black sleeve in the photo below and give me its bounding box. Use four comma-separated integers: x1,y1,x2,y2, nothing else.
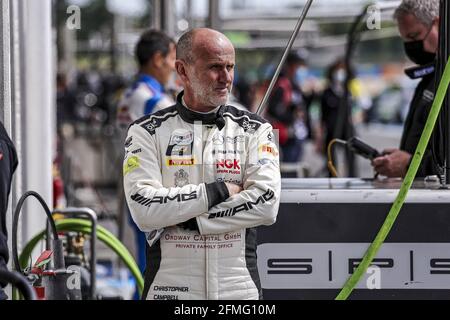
0,123,18,299
416,145,440,178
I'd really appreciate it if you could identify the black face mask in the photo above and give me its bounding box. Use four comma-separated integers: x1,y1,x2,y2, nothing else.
404,40,436,65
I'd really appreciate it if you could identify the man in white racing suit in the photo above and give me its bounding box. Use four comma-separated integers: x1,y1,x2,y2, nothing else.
123,28,281,300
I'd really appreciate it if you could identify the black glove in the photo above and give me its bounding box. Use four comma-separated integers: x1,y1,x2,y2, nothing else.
178,218,199,231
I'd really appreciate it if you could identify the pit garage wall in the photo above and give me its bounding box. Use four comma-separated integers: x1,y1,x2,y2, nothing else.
257,200,450,299
1,0,54,276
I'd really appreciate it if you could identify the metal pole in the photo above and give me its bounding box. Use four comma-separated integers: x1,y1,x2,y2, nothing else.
10,0,25,277
440,0,450,183
162,0,175,36
20,0,54,244
1,0,13,299
256,0,314,116
0,0,11,126
187,0,193,29
2,0,26,298
339,5,371,177
208,0,221,30
151,0,162,29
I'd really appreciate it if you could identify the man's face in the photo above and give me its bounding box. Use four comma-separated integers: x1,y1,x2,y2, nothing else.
160,43,177,85
397,13,439,54
183,40,235,109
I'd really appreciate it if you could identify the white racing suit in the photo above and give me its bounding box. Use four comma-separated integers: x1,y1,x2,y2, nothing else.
123,92,281,300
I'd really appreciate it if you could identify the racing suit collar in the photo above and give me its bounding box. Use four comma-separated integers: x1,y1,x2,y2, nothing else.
175,91,225,127
404,63,435,80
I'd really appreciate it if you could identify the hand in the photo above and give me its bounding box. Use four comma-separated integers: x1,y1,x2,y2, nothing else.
225,182,243,197
371,148,412,178
178,218,199,231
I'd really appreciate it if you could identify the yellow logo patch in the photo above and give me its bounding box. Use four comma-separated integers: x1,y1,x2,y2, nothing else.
124,156,140,175
166,158,195,166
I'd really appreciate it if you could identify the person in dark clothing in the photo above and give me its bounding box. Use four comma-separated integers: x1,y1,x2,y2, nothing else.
372,0,440,177
294,61,317,141
397,68,437,176
0,121,18,300
266,52,309,163
56,73,78,131
318,59,354,155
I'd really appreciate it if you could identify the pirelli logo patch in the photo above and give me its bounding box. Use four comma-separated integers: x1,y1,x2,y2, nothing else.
259,144,279,157
166,158,195,166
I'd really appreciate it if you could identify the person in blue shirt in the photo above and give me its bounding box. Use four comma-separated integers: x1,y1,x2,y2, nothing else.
117,29,177,125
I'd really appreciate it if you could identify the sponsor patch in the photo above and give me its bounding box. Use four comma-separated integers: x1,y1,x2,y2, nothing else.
217,177,242,185
208,189,275,219
169,129,193,145
212,134,246,145
125,136,133,148
166,129,194,160
242,119,257,133
212,148,243,155
174,169,189,187
216,159,241,174
423,90,435,103
123,156,140,175
131,191,197,206
259,144,279,157
167,158,195,166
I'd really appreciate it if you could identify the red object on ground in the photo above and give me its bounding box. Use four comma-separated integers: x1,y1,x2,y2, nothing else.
34,287,46,300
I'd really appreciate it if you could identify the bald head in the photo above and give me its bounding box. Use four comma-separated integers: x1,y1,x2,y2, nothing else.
177,28,234,64
175,28,236,112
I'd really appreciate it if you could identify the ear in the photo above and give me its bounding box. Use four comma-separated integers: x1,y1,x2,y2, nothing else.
175,60,189,83
153,51,165,69
431,17,439,29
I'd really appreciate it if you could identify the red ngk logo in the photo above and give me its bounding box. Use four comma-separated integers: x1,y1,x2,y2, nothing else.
216,159,240,170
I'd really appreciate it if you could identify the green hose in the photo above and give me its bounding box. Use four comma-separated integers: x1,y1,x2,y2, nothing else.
18,219,144,298
336,59,450,300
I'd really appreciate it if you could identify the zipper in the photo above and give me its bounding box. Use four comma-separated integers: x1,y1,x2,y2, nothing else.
203,124,217,299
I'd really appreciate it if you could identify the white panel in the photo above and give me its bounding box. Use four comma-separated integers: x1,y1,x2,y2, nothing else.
20,0,54,245
258,243,450,289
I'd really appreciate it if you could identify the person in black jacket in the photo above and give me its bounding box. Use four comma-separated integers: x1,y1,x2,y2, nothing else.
266,52,309,163
372,0,440,178
0,121,18,300
319,59,356,155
